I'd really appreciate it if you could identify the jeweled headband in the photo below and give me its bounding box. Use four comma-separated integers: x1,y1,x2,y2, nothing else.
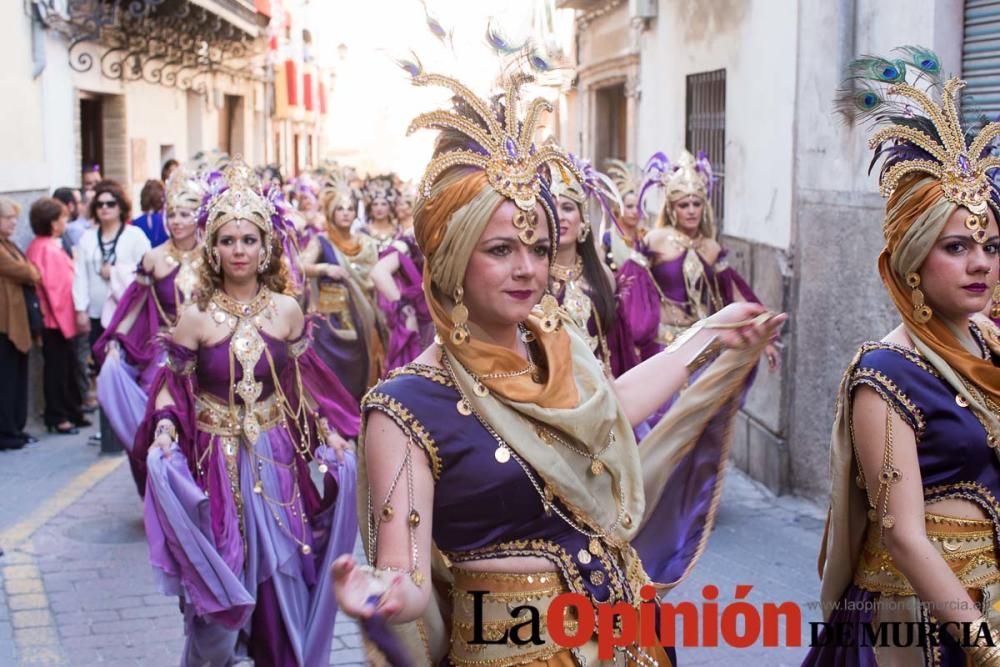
838,46,1000,243
407,72,584,245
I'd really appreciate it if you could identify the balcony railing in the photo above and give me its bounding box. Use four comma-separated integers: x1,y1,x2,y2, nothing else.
34,0,268,94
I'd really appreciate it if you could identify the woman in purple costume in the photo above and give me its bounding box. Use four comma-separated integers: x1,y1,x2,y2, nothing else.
370,182,435,373
602,159,663,364
138,159,360,666
330,67,784,666
804,48,1000,667
640,151,779,371
94,168,205,495
360,175,399,255
299,172,382,401
550,155,659,377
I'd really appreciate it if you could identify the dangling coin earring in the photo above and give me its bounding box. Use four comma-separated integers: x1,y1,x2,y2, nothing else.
257,238,272,274
991,283,1000,320
450,286,470,345
209,247,221,273
577,214,591,243
538,292,561,333
906,272,932,324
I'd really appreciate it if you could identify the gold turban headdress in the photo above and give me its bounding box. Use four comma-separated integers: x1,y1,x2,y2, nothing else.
844,47,1000,414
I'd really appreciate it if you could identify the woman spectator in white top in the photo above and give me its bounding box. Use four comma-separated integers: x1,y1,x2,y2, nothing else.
72,180,150,354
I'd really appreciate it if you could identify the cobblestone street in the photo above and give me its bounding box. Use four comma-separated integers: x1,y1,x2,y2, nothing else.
1,424,826,666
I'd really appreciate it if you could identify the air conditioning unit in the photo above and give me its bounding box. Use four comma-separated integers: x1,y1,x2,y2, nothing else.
630,0,657,20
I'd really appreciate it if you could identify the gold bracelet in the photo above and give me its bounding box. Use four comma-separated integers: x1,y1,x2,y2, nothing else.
685,336,723,376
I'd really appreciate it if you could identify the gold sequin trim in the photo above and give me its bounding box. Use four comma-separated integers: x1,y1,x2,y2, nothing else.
850,367,925,438
386,362,455,388
361,391,443,481
289,335,310,358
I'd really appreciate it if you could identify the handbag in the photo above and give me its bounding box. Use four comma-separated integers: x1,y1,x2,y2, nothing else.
23,285,43,338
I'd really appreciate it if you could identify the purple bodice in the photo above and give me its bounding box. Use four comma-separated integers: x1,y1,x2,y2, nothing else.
363,365,633,604
849,335,1000,509
650,254,693,305
153,265,180,323
196,330,289,401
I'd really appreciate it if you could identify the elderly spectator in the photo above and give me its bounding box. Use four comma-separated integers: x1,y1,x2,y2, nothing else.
27,198,88,435
72,180,150,369
132,179,167,247
0,197,41,450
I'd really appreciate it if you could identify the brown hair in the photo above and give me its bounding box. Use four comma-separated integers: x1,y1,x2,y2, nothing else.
195,230,290,310
29,198,68,237
139,179,165,213
88,180,132,222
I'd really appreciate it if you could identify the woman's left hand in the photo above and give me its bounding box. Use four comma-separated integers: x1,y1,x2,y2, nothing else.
326,431,354,463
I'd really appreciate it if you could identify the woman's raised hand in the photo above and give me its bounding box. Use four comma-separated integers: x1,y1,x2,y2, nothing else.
331,555,406,620
705,302,787,351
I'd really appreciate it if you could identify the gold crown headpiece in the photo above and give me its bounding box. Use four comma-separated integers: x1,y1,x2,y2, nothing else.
164,167,206,212
839,46,1000,243
551,155,622,242
665,150,714,202
203,158,276,241
604,159,642,199
362,175,398,206
407,72,585,244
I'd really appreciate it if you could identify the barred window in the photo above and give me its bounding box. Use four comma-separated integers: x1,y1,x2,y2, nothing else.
685,69,726,225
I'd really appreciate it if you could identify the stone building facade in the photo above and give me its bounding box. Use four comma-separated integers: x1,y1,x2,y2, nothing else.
556,0,970,502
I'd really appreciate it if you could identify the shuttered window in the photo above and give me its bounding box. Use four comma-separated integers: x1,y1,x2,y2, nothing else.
963,0,1000,123
685,69,726,224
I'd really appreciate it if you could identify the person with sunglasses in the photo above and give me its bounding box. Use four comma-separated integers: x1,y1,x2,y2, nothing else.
72,180,150,409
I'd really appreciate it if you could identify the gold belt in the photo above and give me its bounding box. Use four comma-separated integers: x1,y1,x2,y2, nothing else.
448,568,572,666
316,282,353,324
195,392,284,438
854,512,1000,596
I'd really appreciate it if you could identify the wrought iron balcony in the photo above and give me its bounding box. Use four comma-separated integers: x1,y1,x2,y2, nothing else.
33,0,269,93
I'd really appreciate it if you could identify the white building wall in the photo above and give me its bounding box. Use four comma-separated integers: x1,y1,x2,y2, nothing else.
795,0,963,198
636,0,798,250
0,3,48,193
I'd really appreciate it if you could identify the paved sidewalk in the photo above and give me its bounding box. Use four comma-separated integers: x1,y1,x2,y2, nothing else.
0,454,363,667
0,436,825,667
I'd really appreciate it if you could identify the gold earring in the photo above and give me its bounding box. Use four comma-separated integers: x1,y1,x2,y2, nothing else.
906,272,932,324
209,248,221,272
577,217,591,243
538,292,561,333
991,284,1000,320
450,286,470,345
257,246,271,274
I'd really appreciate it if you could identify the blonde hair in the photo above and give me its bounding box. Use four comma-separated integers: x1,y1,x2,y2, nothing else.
0,197,23,218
